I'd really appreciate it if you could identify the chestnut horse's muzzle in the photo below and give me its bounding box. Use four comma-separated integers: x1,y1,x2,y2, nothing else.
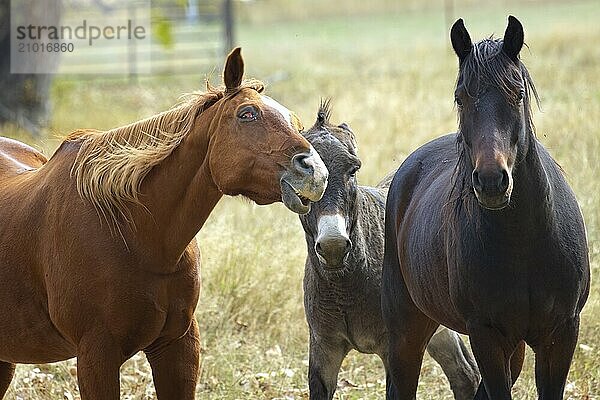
281,147,328,214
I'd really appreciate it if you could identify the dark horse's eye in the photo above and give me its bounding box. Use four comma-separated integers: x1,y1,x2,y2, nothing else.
517,89,525,103
349,165,360,177
237,105,259,121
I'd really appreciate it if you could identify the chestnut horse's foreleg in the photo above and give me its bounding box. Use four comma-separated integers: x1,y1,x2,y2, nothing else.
145,318,200,400
426,327,479,400
77,334,123,400
0,361,15,398
533,317,579,400
468,324,520,400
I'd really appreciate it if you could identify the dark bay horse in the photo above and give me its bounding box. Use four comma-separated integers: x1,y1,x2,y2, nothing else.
300,101,479,400
0,48,328,399
382,17,590,399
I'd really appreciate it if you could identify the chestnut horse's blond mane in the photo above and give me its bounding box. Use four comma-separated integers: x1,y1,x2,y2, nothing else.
69,79,264,226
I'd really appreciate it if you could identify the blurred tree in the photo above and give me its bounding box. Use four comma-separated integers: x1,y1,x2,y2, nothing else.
0,0,62,135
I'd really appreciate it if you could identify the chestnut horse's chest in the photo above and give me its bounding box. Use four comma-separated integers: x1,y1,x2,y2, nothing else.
43,242,202,359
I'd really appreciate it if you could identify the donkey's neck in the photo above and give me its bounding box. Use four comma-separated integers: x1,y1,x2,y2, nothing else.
349,187,385,263
129,107,223,269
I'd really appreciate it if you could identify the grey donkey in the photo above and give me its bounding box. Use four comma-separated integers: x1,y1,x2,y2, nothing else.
299,101,480,399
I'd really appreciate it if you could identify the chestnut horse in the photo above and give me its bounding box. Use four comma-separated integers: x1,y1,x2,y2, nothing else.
382,17,590,399
0,48,328,399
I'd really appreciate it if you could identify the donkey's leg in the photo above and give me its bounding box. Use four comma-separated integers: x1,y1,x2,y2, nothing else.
468,324,518,400
145,318,201,400
308,334,350,400
0,361,16,398
426,327,479,400
77,334,123,400
533,317,579,400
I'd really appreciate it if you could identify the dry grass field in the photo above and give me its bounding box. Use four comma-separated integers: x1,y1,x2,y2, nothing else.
3,0,599,398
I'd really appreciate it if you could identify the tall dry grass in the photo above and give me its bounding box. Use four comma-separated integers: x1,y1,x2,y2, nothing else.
4,0,599,398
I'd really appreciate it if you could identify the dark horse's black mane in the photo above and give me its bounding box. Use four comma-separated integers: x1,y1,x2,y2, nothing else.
447,37,540,224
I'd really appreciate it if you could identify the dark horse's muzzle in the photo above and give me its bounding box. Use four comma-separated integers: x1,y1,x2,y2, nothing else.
472,166,512,210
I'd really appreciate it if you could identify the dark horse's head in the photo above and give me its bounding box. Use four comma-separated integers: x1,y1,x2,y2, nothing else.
451,16,538,210
300,100,361,269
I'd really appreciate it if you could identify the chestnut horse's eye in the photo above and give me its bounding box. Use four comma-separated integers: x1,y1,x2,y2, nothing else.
237,105,259,121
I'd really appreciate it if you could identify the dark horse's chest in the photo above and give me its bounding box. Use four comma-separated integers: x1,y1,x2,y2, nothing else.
398,141,589,340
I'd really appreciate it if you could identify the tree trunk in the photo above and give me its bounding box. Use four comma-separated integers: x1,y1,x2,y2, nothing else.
0,0,61,135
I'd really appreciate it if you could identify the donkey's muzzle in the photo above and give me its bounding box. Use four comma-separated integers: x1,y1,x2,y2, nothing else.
281,147,328,214
472,167,511,210
315,214,352,267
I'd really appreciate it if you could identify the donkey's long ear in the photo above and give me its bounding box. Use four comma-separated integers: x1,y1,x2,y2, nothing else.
224,47,244,92
502,16,524,63
316,98,332,128
451,18,472,63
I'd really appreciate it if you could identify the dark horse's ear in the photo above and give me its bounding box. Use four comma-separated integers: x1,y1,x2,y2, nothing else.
503,16,524,63
450,18,472,63
224,47,244,92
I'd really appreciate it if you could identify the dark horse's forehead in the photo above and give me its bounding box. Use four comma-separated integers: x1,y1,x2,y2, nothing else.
458,38,525,105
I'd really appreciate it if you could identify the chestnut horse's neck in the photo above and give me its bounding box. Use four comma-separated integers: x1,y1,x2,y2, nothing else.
126,104,223,269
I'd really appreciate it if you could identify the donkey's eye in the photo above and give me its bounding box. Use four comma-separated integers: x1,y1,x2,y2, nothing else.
455,96,463,108
348,165,360,177
237,105,259,121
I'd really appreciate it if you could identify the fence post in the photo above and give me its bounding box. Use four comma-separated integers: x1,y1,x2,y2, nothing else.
223,0,234,53
127,2,138,82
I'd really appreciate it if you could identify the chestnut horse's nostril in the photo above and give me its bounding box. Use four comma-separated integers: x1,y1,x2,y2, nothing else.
315,242,323,256
292,152,314,175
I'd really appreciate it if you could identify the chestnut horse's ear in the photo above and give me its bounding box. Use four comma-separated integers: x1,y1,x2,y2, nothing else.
503,15,524,63
224,47,244,92
450,18,472,63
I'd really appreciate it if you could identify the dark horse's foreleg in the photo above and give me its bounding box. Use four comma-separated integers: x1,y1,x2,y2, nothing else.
0,361,15,398
307,335,349,400
473,340,526,399
468,324,522,400
533,317,579,400
426,327,479,400
381,200,439,400
381,262,439,400
145,318,201,400
385,314,439,400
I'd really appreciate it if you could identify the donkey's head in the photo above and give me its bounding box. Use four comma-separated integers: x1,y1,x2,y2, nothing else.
300,101,361,269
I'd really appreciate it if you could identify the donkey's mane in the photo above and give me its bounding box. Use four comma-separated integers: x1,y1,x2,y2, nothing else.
69,79,264,225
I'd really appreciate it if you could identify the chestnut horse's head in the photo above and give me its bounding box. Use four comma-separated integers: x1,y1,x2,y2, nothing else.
206,48,328,214
451,16,537,210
